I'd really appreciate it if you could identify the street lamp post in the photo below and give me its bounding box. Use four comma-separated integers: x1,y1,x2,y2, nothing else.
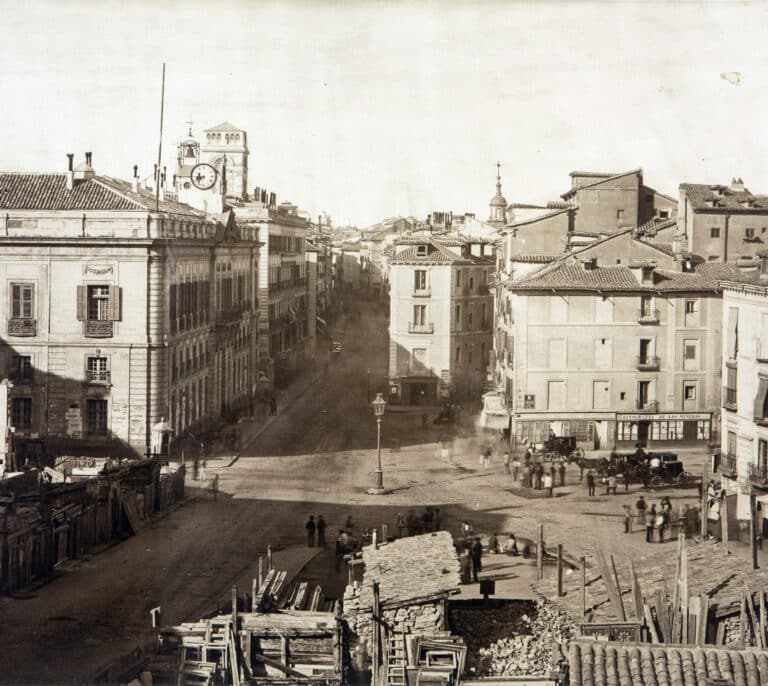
367,392,388,495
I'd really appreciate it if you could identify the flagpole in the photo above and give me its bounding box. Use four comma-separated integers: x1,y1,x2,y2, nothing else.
155,62,166,213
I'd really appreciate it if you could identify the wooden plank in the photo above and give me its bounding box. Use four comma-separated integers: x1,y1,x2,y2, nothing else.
680,536,689,644
655,589,671,644
760,590,767,650
743,586,763,649
698,593,709,646
250,652,310,679
580,556,587,620
629,560,644,622
593,545,626,622
750,494,759,570
740,593,746,645
700,468,709,538
715,621,726,646
643,604,660,644
537,525,544,581
609,555,627,622
557,544,564,598
721,496,729,556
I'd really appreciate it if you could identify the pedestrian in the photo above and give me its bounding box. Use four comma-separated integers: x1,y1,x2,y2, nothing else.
269,397,277,416
521,464,530,489
229,430,238,455
512,456,520,482
503,450,510,474
471,537,483,582
543,471,553,498
606,474,617,495
335,530,348,572
317,515,326,546
623,504,632,533
211,474,219,502
558,460,566,487
461,520,473,536
433,507,442,531
483,448,491,470
306,515,316,546
344,514,354,534
441,440,450,463
635,495,647,530
586,469,595,497
579,459,585,482
199,458,207,480
459,546,472,584
646,505,657,543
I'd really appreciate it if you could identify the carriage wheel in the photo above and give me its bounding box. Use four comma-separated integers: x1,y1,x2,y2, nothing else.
676,472,691,487
649,475,664,489
570,448,585,462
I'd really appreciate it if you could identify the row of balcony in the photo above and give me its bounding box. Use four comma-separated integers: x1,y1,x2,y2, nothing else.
718,452,768,489
7,368,112,386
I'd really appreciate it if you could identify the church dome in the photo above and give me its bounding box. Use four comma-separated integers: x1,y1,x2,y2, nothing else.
490,190,507,208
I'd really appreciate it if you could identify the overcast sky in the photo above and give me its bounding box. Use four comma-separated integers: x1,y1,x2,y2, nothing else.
1,1,767,226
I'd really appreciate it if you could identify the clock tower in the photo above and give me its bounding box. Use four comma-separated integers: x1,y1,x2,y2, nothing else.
175,122,226,214
201,121,249,201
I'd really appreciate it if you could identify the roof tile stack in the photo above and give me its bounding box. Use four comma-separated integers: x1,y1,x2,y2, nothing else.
569,639,768,686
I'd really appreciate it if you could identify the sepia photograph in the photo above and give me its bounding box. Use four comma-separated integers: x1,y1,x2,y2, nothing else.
1,1,768,684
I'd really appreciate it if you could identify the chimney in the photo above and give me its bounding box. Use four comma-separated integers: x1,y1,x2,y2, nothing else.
66,153,74,190
85,152,92,167
153,164,158,186
729,177,746,193
131,165,139,193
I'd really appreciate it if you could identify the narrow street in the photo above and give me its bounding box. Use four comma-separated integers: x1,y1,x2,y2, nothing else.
0,295,726,683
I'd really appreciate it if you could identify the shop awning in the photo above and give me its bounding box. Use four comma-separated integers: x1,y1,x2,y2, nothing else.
477,392,510,431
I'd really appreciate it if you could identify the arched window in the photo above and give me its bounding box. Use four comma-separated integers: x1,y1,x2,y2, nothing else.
217,133,221,143
235,133,240,142
225,134,230,144
206,133,211,141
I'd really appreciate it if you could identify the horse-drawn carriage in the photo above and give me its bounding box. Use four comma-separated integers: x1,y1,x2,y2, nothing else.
578,450,695,488
528,435,584,462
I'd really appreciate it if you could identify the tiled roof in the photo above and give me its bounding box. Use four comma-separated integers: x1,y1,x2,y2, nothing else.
392,239,493,265
0,172,207,217
562,169,643,199
512,260,737,292
343,532,460,610
510,253,561,263
569,640,768,686
569,170,629,178
203,121,243,132
538,540,768,624
0,173,143,211
680,183,768,213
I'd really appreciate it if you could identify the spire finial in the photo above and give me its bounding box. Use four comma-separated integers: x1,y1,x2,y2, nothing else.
496,161,502,193
185,115,194,137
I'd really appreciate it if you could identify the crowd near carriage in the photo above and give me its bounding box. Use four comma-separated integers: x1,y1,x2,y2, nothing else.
576,448,695,489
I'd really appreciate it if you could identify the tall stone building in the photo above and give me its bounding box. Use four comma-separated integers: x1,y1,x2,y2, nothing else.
388,237,495,405
0,153,259,463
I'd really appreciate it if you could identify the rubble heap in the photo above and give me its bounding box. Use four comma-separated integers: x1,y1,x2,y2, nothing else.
471,600,575,677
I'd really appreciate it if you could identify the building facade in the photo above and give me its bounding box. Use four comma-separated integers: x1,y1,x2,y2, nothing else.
388,238,494,405
679,179,768,263
494,229,736,450
0,154,259,464
718,277,768,532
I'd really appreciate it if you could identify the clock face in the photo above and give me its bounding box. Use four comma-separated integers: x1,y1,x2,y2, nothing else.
190,163,218,190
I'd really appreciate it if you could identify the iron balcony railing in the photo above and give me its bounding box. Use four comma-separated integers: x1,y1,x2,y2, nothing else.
719,452,738,477
638,308,660,324
412,287,431,297
635,400,660,412
83,320,113,338
749,462,768,487
636,355,660,371
7,318,37,336
408,322,434,334
85,369,111,384
723,387,738,411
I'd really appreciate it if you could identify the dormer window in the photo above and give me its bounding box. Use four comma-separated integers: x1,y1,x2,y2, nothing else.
416,244,428,257
745,227,756,240
641,267,654,284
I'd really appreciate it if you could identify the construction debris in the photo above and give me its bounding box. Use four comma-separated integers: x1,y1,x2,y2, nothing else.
457,599,575,678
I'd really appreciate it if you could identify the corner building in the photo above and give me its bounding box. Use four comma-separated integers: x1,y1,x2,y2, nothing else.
0,154,259,464
388,238,494,405
494,229,736,450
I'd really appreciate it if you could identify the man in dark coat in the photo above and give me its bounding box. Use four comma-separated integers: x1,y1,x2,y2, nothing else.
586,469,596,497
306,515,316,546
470,537,483,583
317,515,327,546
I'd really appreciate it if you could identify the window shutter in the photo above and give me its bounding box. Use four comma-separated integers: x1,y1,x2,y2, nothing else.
22,286,33,318
76,285,87,321
108,285,121,321
11,284,20,318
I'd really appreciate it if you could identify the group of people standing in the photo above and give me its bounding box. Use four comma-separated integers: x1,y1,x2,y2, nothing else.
627,495,702,543
458,536,483,584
